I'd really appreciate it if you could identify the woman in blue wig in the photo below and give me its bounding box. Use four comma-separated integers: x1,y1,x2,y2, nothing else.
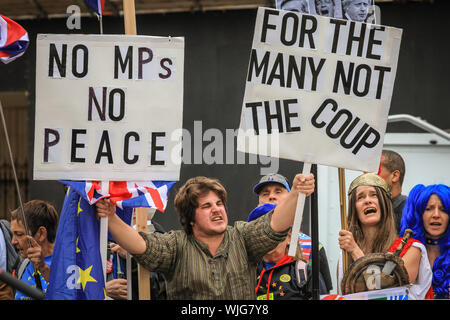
400,184,450,299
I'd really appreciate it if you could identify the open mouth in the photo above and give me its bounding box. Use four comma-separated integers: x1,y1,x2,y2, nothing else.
321,9,329,15
211,216,223,222
364,207,377,215
430,222,442,227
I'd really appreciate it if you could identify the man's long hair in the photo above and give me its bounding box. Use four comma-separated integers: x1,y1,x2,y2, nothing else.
174,176,227,235
400,184,450,298
347,186,397,261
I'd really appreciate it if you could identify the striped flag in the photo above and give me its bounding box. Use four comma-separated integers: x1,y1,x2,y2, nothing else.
0,14,29,64
84,0,105,16
60,180,176,212
321,294,346,300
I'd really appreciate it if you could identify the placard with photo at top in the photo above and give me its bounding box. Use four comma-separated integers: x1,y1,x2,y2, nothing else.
275,0,378,24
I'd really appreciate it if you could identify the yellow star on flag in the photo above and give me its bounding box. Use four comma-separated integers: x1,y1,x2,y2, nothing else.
77,265,98,291
77,198,83,216
76,237,80,253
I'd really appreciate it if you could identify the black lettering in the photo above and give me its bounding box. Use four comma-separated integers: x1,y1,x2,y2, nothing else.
95,131,113,164
280,12,299,46
71,44,89,78
108,88,126,121
43,129,60,162
114,45,133,79
353,127,380,154
374,65,391,99
367,26,385,60
299,15,317,49
71,129,86,163
340,117,368,150
346,22,366,57
138,47,153,80
326,109,352,138
311,98,338,128
88,87,107,121
353,64,371,97
309,57,326,91
124,131,139,164
333,61,354,95
159,58,173,79
48,43,67,77
284,99,301,132
267,53,285,87
245,102,263,135
329,19,347,54
311,98,380,155
151,132,166,166
261,9,279,43
265,100,283,134
247,49,270,83
286,55,306,89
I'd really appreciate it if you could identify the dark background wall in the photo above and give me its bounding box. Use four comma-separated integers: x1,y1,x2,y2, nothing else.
0,1,449,232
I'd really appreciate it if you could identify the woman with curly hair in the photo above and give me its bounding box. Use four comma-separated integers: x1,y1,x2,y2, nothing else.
400,184,450,299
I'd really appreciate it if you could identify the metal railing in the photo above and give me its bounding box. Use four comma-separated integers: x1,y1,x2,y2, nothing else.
388,114,450,142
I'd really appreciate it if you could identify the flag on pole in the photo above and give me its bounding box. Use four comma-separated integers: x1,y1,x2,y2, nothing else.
46,187,107,300
0,14,29,64
84,0,105,16
46,180,174,299
47,179,175,299
60,180,176,212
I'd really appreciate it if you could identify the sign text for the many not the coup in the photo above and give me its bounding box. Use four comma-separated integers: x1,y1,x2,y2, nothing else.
238,7,402,172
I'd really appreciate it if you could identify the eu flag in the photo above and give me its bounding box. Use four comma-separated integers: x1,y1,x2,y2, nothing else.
46,187,106,299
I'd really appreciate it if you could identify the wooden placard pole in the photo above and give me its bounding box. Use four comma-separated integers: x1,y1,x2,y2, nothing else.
338,168,349,275
122,0,151,300
123,0,137,35
135,207,151,300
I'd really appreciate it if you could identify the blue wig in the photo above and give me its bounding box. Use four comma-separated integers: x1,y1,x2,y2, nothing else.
400,184,450,298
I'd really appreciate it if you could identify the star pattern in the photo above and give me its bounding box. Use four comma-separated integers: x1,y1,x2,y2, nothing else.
77,198,83,216
77,265,98,291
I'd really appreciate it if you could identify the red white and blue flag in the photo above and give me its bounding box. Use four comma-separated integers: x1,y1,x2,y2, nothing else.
84,0,105,16
60,180,176,212
0,14,29,64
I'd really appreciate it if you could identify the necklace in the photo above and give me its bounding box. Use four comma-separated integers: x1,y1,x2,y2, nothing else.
425,238,439,245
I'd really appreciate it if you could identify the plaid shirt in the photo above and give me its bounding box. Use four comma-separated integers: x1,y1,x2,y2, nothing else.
133,211,288,299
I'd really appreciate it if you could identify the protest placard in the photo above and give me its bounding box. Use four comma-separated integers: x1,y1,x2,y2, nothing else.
237,7,402,173
34,34,184,181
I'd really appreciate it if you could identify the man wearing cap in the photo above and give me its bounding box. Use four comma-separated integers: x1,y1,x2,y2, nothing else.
96,173,315,299
251,173,333,294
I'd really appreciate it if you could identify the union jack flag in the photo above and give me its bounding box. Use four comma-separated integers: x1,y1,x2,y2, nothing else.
60,180,176,212
84,0,105,16
0,14,29,64
298,232,324,262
